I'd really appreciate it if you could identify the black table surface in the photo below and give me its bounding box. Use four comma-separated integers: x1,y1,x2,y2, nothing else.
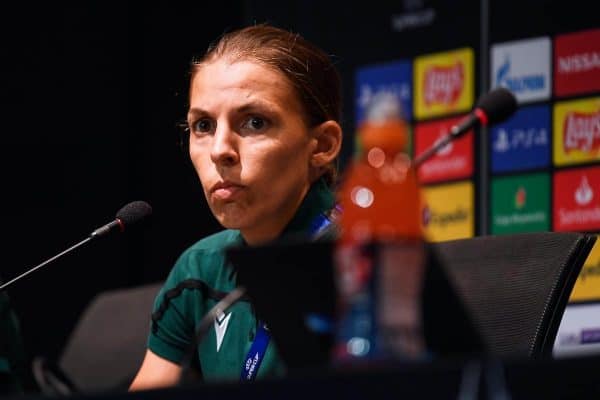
10,353,600,400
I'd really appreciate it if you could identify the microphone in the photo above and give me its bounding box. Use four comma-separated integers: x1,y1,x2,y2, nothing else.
90,200,153,238
413,87,517,167
0,201,152,291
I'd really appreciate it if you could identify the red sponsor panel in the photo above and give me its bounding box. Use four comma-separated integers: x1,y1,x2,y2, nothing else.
423,63,464,106
414,115,473,184
554,28,600,97
553,166,600,232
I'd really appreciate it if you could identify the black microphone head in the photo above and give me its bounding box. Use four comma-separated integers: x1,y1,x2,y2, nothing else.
476,87,518,125
115,200,153,228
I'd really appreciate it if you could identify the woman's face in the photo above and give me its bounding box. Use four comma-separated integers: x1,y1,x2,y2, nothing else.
187,59,318,245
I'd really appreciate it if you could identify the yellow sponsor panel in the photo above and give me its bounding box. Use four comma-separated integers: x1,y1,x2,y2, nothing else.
570,236,600,302
553,97,600,167
422,181,474,242
414,48,474,120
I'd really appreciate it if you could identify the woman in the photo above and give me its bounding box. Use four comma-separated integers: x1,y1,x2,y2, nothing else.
130,23,343,390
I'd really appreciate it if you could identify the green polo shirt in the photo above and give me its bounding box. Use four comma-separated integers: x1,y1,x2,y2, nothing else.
148,179,335,382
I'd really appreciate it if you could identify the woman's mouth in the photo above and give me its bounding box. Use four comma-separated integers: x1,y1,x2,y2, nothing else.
210,181,245,201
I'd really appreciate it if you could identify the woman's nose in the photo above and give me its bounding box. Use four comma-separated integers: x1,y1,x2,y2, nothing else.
210,125,239,166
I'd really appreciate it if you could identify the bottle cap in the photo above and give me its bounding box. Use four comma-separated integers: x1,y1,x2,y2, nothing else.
358,92,408,154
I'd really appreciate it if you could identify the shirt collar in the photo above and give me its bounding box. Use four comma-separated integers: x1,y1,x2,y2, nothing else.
232,178,335,246
280,178,335,240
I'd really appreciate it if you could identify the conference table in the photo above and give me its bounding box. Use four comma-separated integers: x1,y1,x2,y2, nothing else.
13,353,600,399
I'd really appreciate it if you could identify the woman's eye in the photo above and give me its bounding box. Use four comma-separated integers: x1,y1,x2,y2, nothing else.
242,116,268,131
191,118,214,134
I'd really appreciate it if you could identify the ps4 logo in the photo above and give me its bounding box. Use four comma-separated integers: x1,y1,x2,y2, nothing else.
496,56,546,94
493,127,548,153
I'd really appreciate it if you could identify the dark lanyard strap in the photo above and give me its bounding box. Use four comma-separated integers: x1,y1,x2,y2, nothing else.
240,322,270,381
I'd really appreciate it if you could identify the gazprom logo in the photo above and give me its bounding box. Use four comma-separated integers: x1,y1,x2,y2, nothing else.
496,56,546,93
491,37,551,103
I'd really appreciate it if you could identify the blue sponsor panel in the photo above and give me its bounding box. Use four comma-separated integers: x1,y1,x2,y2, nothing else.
490,104,551,173
355,60,412,124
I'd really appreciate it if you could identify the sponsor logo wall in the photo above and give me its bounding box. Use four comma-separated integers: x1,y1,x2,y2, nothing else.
488,28,600,305
354,28,599,301
413,48,475,241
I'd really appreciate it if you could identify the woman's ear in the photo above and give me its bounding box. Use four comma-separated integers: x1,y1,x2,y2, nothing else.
310,120,343,168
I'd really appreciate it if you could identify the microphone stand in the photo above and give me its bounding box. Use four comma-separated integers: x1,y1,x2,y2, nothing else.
412,134,453,168
0,201,152,292
413,113,479,168
0,238,92,292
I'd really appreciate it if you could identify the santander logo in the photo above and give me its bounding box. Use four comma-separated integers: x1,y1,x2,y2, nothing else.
554,168,600,232
563,110,600,153
424,62,464,106
575,176,594,206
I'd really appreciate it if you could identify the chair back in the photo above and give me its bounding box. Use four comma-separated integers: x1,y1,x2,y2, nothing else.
429,232,595,358
57,282,161,393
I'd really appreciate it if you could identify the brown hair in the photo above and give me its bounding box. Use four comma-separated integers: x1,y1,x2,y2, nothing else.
190,23,342,187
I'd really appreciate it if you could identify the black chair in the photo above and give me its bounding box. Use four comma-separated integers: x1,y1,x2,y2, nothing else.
428,232,596,359
33,282,162,395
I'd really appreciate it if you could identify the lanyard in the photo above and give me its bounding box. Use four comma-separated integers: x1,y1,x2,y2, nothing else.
310,204,342,240
239,205,341,381
240,323,270,381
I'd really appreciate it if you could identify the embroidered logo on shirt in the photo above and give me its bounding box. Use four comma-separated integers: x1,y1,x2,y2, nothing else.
214,309,232,352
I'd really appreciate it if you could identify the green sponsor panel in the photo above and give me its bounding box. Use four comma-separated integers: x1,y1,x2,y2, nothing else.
491,173,550,234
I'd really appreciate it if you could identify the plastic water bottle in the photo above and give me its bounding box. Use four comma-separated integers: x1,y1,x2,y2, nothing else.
333,92,427,363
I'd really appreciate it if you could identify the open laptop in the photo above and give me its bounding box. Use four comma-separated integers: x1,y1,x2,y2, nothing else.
226,238,483,372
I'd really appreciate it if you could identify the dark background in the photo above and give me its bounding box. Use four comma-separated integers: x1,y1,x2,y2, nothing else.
0,0,596,379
